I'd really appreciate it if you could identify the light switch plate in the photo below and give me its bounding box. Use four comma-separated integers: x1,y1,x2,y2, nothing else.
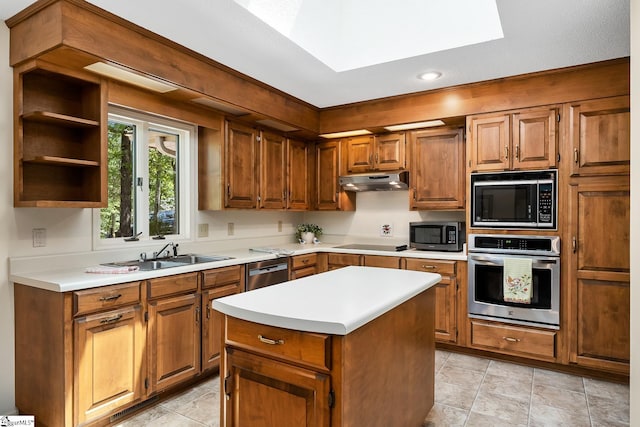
32,228,46,247
198,223,209,238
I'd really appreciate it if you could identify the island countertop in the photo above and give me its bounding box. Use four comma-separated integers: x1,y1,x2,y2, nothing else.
212,265,441,335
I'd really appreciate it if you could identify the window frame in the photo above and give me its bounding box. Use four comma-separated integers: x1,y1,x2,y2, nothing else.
92,105,196,250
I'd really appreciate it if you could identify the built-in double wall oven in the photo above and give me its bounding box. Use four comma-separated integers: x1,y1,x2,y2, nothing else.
468,234,561,330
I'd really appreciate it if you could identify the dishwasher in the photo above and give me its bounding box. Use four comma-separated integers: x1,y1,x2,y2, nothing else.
246,258,290,291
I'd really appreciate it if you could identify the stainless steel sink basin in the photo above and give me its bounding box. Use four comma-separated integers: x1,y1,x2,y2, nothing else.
102,254,233,271
172,254,233,264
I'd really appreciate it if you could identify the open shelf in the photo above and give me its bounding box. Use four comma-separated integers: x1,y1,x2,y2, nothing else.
23,156,100,167
22,111,100,128
15,63,106,207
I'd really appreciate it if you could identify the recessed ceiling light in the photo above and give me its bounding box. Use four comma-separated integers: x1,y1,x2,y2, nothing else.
418,71,442,81
319,129,372,139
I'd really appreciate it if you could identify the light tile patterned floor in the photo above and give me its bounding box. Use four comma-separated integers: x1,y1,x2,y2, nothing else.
116,350,630,426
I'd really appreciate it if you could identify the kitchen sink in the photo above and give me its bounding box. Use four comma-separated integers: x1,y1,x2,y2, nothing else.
172,254,234,264
102,254,233,271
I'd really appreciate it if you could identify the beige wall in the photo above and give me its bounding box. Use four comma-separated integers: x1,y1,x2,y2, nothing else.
629,1,638,425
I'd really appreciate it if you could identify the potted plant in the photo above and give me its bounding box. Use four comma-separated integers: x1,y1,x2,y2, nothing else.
295,223,323,244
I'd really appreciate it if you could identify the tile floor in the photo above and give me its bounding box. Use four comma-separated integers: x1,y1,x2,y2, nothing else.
115,350,630,427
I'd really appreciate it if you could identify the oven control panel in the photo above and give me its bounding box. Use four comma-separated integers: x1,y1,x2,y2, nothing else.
468,234,560,256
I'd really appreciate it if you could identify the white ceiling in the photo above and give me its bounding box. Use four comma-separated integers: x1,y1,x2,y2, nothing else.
1,0,630,108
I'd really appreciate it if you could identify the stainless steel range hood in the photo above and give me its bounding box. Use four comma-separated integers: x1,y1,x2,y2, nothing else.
339,171,409,191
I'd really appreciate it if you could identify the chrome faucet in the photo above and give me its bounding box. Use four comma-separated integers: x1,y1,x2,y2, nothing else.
153,242,178,259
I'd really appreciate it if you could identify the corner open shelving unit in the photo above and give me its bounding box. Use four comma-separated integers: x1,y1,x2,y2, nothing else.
14,60,107,208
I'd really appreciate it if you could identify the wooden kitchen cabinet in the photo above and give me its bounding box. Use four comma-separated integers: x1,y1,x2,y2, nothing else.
363,255,400,269
409,127,465,210
147,272,201,393
467,106,558,172
567,178,630,374
315,140,355,211
14,61,106,207
568,96,630,177
259,130,287,209
405,258,458,343
326,252,362,270
290,253,318,279
470,320,556,362
201,265,244,372
345,133,405,173
287,138,311,210
225,121,259,208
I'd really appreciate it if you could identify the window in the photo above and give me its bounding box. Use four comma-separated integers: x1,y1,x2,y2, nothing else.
94,107,194,247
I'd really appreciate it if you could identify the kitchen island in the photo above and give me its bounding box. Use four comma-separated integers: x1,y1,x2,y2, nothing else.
213,266,441,427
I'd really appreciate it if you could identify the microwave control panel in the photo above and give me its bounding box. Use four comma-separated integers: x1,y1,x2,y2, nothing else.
538,182,554,224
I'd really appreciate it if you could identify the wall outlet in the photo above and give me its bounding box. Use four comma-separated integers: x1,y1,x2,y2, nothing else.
227,222,234,236
198,223,209,238
277,220,283,232
380,223,393,237
32,228,46,247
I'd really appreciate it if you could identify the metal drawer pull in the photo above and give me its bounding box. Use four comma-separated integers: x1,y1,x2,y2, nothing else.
99,294,122,302
421,265,437,270
502,336,521,343
258,335,285,345
100,314,123,324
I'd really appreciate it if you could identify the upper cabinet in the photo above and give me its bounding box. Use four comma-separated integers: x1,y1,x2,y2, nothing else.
568,96,630,177
315,140,356,211
409,127,465,210
223,121,312,210
14,61,107,207
467,106,558,172
225,122,259,209
345,133,406,173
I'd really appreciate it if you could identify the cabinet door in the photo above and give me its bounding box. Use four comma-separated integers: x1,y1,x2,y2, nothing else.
225,122,258,208
148,293,200,392
224,349,330,427
467,113,510,172
260,131,287,209
363,255,400,269
512,107,558,170
433,276,457,343
202,284,242,372
287,139,310,210
374,132,406,171
74,305,145,425
568,179,630,373
345,135,374,173
569,96,630,176
409,127,465,210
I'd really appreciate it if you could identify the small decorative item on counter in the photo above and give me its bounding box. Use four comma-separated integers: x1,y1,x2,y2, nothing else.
295,223,323,244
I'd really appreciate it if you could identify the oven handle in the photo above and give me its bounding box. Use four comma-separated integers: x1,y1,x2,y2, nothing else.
468,253,559,266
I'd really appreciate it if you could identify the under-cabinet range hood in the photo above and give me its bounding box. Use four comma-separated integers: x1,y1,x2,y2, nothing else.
339,171,409,191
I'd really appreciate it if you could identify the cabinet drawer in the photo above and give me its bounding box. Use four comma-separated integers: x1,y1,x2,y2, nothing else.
470,321,556,360
327,253,361,267
291,253,317,270
73,282,140,316
225,316,331,371
148,272,199,299
202,265,242,290
405,258,456,276
291,266,316,279
363,255,400,269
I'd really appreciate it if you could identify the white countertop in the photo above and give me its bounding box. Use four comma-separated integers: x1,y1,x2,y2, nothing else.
9,242,465,292
213,266,441,335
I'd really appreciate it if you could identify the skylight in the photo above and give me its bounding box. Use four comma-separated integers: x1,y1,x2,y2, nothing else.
233,0,504,72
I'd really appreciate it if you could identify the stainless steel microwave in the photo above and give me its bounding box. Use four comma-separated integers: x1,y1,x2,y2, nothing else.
409,221,465,252
471,169,557,229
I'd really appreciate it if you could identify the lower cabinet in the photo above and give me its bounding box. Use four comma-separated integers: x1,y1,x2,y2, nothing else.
74,305,146,425
201,265,244,371
289,253,318,279
363,254,400,268
225,349,331,427
469,320,556,362
405,259,459,343
326,252,362,270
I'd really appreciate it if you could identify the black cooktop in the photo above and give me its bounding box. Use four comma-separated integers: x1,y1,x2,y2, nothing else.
334,244,408,252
